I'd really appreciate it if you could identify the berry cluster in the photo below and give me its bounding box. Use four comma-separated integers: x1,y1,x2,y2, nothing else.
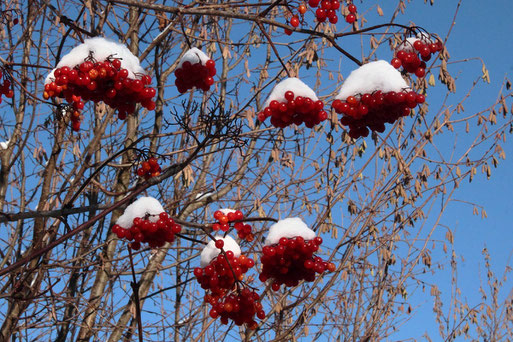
259,236,335,291
257,90,327,128
174,59,216,93
391,38,443,77
0,69,13,104
206,288,264,329
345,3,357,23
307,0,341,23
212,210,254,241
194,251,255,298
44,58,156,131
136,157,161,180
332,90,426,139
111,212,181,250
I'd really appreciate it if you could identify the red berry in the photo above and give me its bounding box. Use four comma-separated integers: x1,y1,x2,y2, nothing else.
290,16,300,28
345,13,356,23
391,58,402,69
298,4,307,14
316,8,327,22
348,4,357,13
215,239,224,249
415,68,426,78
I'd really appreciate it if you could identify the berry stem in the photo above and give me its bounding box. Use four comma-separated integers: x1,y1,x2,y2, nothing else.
128,247,144,342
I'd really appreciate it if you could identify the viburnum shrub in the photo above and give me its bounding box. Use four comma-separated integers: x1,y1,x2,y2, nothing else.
212,209,254,241
331,60,427,138
345,2,357,23
194,236,263,328
112,212,181,250
258,77,327,129
391,34,443,77
44,57,156,131
258,218,335,291
136,157,161,180
174,47,216,93
194,250,254,296
333,89,426,139
306,0,341,24
260,236,335,291
42,37,157,131
206,287,264,329
0,68,14,104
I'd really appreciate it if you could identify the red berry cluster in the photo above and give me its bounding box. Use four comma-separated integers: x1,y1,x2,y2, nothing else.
307,0,341,24
332,90,426,139
259,236,335,291
212,210,254,241
257,90,327,128
136,157,161,180
345,3,357,24
111,212,181,250
194,251,254,298
44,58,156,131
206,288,264,329
174,59,216,93
391,38,443,77
0,69,13,104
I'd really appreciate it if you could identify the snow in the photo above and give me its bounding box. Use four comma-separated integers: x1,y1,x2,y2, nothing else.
264,77,318,107
116,196,165,229
417,32,434,44
396,37,417,53
0,140,9,149
335,60,409,100
200,235,241,267
219,208,235,215
178,47,210,68
397,34,434,53
264,217,316,246
45,37,146,84
195,192,214,200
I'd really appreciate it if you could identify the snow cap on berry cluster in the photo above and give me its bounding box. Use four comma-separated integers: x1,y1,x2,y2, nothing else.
178,47,210,68
115,196,165,229
219,208,236,215
264,217,316,246
45,37,146,84
416,32,434,44
200,235,241,267
336,60,409,101
264,77,319,107
396,37,418,53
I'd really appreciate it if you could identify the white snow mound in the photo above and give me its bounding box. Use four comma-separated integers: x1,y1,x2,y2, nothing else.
265,77,318,107
200,235,241,267
397,34,434,53
45,37,146,84
116,197,165,229
178,48,210,68
336,60,409,100
396,37,418,53
219,208,235,215
0,140,9,149
264,217,316,246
